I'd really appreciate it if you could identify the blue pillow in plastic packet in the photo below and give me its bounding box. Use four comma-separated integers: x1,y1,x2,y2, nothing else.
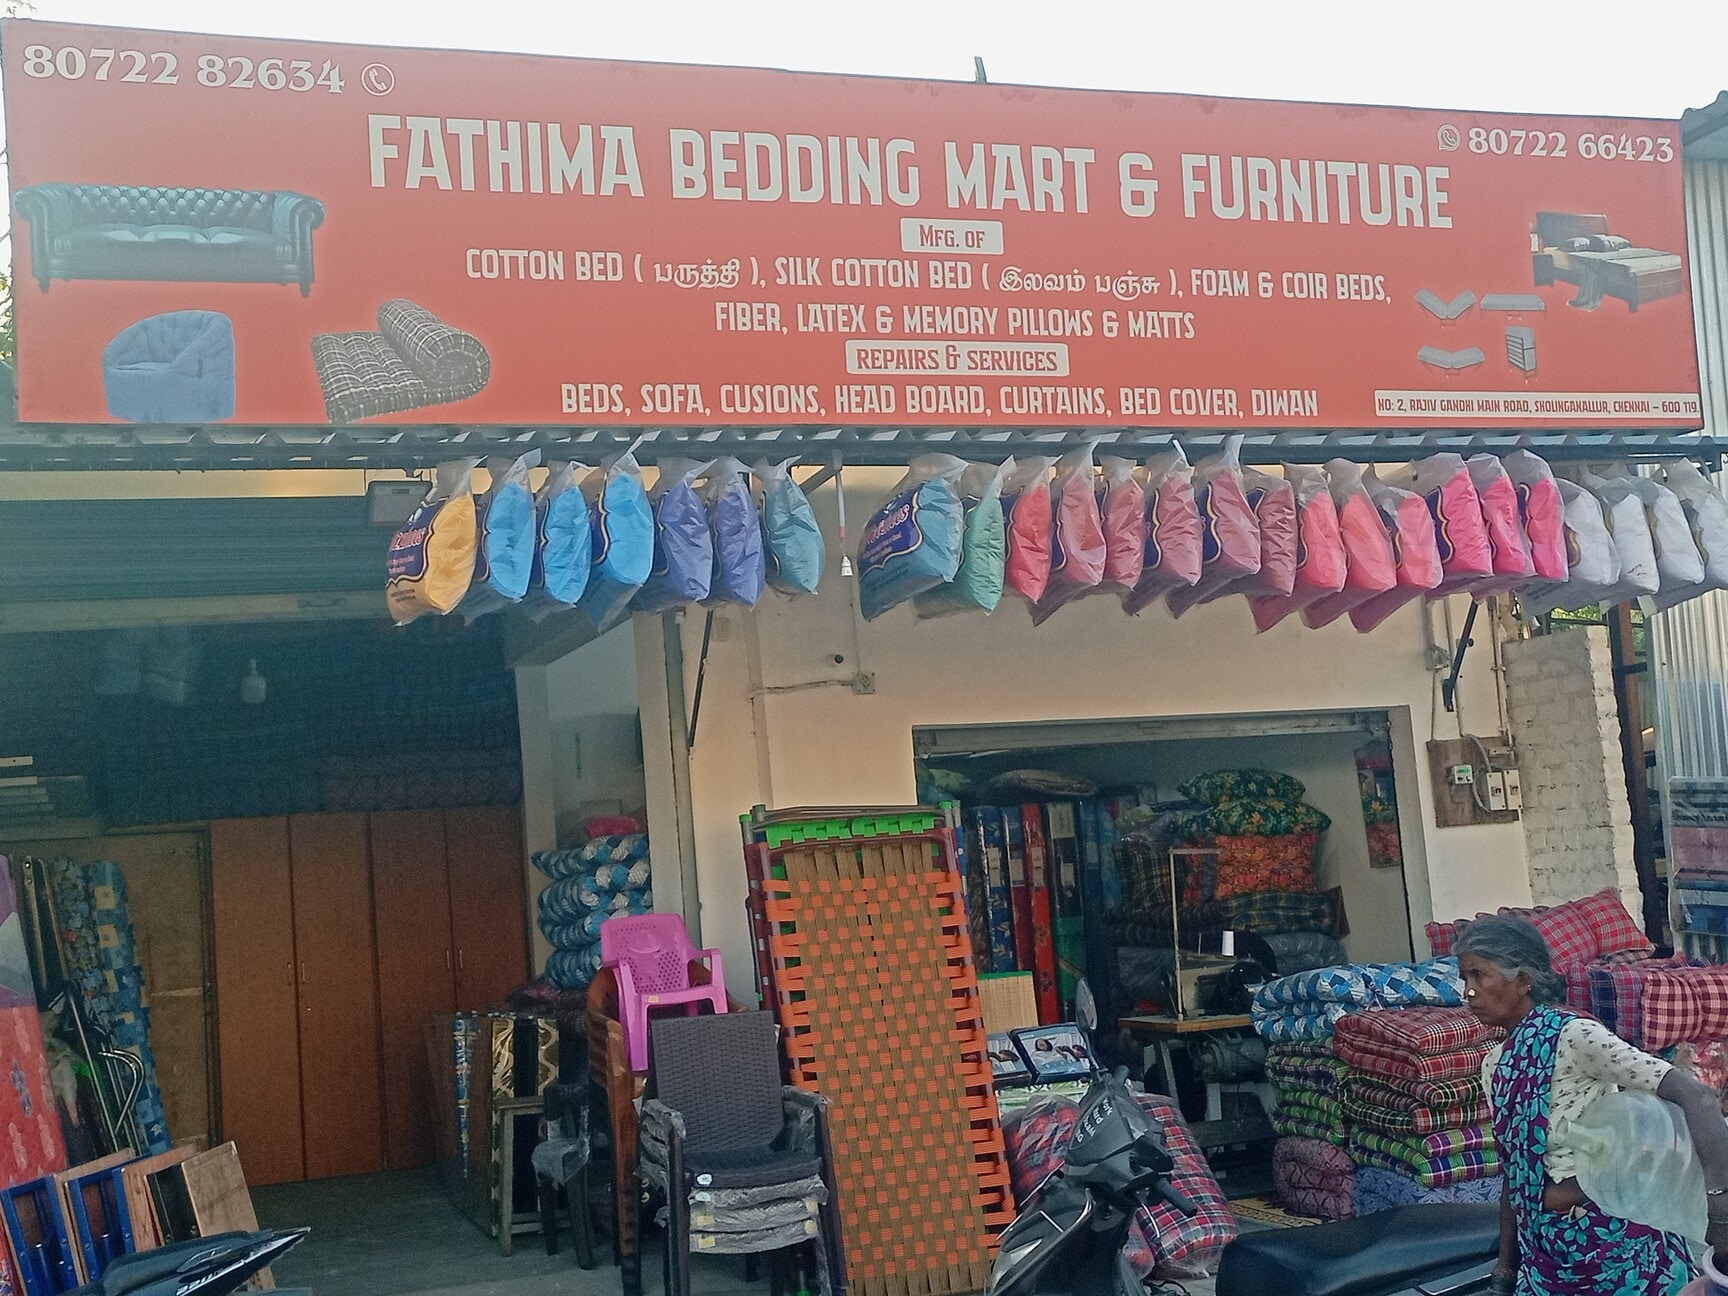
914,459,1007,618
580,453,655,630
461,450,541,620
635,458,714,611
754,458,825,595
531,461,592,610
703,457,766,607
858,454,965,620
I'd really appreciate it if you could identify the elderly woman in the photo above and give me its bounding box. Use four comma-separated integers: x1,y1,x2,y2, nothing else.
1457,915,1728,1296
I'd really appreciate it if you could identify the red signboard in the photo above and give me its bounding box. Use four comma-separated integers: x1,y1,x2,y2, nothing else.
1,19,1703,429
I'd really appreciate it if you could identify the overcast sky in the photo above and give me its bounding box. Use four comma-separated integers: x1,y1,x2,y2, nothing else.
14,0,1728,120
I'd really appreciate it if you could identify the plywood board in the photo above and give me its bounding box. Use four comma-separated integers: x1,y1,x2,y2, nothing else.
119,1147,194,1251
179,1143,272,1290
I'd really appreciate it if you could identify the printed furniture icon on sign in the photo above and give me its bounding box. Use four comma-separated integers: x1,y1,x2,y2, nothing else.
102,311,236,422
311,299,492,423
14,185,325,295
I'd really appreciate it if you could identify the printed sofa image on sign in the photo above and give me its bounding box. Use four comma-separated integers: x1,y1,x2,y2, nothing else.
311,299,492,423
103,310,236,422
13,184,325,295
1530,211,1684,313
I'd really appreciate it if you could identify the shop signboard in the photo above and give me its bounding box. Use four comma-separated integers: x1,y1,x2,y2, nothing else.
1,19,1703,430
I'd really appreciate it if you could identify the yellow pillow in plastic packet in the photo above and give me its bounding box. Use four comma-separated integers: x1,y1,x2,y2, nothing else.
387,458,479,624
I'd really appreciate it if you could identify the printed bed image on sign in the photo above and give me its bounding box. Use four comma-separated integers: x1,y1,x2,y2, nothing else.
0,19,1702,430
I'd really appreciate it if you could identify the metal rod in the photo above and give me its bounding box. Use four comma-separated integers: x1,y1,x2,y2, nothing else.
1442,602,1480,714
686,608,715,751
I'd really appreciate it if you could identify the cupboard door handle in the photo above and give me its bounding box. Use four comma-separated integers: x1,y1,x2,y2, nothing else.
446,949,453,971
458,949,465,972
299,961,307,984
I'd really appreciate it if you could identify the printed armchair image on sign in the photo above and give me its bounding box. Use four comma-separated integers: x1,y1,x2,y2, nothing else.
13,183,325,295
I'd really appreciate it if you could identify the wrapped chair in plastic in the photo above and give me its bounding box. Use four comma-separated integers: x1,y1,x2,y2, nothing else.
533,1082,597,1268
638,1011,847,1296
602,913,728,1073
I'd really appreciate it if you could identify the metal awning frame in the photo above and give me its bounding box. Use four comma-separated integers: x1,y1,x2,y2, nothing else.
0,421,1718,473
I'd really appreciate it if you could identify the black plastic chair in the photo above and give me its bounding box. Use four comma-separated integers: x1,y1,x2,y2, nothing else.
638,1011,846,1296
533,1082,597,1268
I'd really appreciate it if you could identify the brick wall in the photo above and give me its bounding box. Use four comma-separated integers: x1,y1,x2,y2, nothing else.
1503,626,1641,920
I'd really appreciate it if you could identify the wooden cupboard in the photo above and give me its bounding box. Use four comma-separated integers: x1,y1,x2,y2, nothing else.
211,805,527,1183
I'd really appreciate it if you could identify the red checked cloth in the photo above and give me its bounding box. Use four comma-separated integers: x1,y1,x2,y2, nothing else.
1426,888,1652,965
1333,1008,1500,1082
1641,964,1728,1050
1273,1136,1354,1220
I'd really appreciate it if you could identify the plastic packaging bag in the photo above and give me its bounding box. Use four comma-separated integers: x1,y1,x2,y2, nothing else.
1001,456,1056,602
1123,448,1204,614
1234,468,1298,600
578,453,655,630
1556,1089,1706,1245
1031,445,1108,624
1351,467,1444,633
914,459,1007,618
634,458,714,612
1466,454,1537,595
388,458,479,624
1502,450,1568,584
1587,471,1682,607
1397,454,1494,598
1167,439,1261,618
530,460,594,611
1099,456,1148,590
1304,460,1396,629
755,458,825,595
473,450,540,602
1251,464,1346,631
704,457,767,607
1655,460,1728,610
858,454,965,620
1520,479,1624,618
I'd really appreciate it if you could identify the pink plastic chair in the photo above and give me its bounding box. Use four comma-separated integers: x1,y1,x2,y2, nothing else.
601,913,727,1073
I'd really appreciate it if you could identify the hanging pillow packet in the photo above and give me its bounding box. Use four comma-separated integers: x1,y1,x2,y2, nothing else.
1167,438,1261,618
578,453,655,630
1303,459,1396,629
1395,454,1494,598
1501,450,1569,585
1520,479,1624,618
1351,467,1445,633
858,454,965,620
528,460,593,615
1123,447,1203,613
1465,454,1538,596
459,450,542,622
634,458,714,612
755,459,825,596
1232,468,1298,600
1657,460,1728,609
914,459,1007,619
1592,469,1703,602
1580,471,1662,609
1251,464,1346,632
703,457,767,607
1098,456,1147,590
1030,445,1109,624
1001,456,1056,603
388,458,479,625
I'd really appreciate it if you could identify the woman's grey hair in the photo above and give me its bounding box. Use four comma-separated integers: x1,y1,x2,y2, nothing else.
1454,914,1567,1004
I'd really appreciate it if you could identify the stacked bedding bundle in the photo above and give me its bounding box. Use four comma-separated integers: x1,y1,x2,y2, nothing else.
1354,1166,1501,1212
1332,1007,1502,1207
1265,1040,1348,1145
1250,957,1463,1043
533,833,653,988
1273,1136,1355,1220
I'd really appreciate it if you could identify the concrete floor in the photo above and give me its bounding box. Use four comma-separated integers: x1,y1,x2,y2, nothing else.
252,1167,1242,1296
252,1168,760,1296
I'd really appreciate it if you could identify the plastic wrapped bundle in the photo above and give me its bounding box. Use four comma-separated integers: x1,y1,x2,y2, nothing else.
546,943,605,989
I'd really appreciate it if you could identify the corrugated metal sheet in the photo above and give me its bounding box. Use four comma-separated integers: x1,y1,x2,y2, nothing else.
0,496,386,603
1689,158,1728,439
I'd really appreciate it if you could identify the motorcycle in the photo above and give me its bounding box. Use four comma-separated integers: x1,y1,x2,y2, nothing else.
71,1230,308,1296
989,983,1503,1296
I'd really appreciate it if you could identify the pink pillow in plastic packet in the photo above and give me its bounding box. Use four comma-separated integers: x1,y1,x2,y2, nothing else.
1099,456,1147,590
1351,466,1445,632
1251,464,1346,631
1031,445,1107,623
1502,450,1567,585
1466,454,1536,596
1233,469,1298,601
1397,454,1493,598
1304,459,1397,629
1167,439,1261,618
1123,448,1204,614
1001,456,1055,603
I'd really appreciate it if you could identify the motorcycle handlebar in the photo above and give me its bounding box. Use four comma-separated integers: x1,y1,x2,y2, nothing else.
1152,1180,1198,1215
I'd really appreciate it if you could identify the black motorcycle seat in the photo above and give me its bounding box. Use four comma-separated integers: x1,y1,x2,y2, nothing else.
95,1233,257,1296
1215,1203,1501,1296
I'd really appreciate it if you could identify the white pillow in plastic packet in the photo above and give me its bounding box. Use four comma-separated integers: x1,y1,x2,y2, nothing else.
1656,460,1728,609
1520,479,1622,619
388,458,479,625
1581,471,1661,609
